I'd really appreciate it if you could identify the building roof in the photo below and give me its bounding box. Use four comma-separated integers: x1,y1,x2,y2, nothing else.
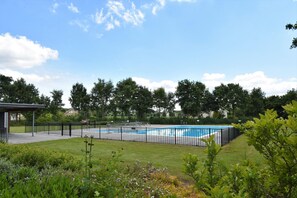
0,103,45,112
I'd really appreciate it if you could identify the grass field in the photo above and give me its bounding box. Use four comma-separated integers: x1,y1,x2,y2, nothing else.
10,126,25,133
27,134,263,179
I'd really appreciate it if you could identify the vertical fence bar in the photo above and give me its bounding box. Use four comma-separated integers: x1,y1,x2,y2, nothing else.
174,128,177,145
120,127,123,141
145,127,147,143
81,124,83,137
99,126,101,139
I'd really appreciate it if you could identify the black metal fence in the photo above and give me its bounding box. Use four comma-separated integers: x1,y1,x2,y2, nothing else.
25,122,241,146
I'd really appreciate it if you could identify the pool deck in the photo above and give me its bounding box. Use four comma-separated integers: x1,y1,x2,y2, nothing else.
7,132,75,144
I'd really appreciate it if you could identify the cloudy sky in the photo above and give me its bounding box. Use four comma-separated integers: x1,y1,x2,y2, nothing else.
0,0,296,107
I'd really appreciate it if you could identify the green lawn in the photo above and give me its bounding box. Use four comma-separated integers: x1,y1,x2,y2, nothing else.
28,135,263,179
10,126,25,133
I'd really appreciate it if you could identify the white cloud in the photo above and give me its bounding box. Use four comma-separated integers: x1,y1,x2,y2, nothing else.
202,71,297,96
95,9,106,24
0,68,56,83
68,3,79,13
132,77,177,93
152,0,166,15
93,0,145,31
70,20,89,32
133,71,297,97
0,33,58,69
106,23,115,31
50,2,59,13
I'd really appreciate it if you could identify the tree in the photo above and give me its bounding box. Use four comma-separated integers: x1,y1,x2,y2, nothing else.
245,88,265,117
166,92,176,117
153,88,167,117
264,95,283,116
49,90,64,115
90,79,114,119
213,83,248,118
201,90,218,115
175,80,206,117
9,78,39,104
114,78,138,118
69,83,90,118
132,85,153,120
0,74,13,102
286,21,297,48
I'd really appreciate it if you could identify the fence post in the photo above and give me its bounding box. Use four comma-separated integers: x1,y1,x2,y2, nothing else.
145,127,147,143
120,127,123,141
69,123,72,137
48,123,50,135
209,128,211,138
99,126,101,139
81,124,83,138
61,123,64,136
175,128,177,145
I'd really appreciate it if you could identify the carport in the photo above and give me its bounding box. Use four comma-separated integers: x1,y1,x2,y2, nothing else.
0,102,45,143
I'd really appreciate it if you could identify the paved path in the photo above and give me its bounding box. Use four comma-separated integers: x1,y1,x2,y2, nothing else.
8,132,75,144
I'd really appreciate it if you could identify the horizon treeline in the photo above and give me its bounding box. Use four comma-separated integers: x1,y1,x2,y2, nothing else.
1,74,296,122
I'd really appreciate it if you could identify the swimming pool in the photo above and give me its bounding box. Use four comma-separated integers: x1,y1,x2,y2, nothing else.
96,125,232,138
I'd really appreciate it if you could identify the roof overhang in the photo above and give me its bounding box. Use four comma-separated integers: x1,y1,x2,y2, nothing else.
0,103,45,112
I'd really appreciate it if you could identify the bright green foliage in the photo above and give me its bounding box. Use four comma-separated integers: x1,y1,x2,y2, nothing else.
235,100,297,197
184,135,224,194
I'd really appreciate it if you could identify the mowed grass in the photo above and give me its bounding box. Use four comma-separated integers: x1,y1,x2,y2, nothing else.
28,135,263,179
10,126,25,133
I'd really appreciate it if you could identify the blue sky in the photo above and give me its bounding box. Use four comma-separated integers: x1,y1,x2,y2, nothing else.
0,0,296,107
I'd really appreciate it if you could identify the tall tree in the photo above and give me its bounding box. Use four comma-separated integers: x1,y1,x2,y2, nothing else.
0,74,13,102
201,90,219,115
264,95,283,117
245,88,265,117
49,90,64,114
132,85,153,120
153,87,167,116
213,83,248,118
166,92,176,117
69,83,90,117
90,79,114,119
175,80,206,117
9,78,39,104
286,21,297,48
114,78,138,118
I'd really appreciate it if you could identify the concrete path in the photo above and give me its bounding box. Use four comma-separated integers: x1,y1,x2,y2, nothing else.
7,132,75,144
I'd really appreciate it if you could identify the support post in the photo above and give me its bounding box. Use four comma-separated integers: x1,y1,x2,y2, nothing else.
4,112,8,143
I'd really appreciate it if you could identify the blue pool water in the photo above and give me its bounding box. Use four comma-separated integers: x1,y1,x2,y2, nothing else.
96,125,231,138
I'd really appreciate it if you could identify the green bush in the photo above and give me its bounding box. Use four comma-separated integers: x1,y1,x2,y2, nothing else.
0,144,82,171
